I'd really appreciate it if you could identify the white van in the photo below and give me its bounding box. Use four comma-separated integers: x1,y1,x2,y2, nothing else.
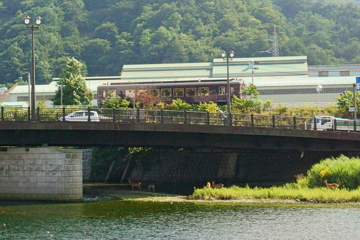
59,110,100,122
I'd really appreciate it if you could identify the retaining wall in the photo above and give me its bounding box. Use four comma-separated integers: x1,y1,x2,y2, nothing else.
0,147,82,201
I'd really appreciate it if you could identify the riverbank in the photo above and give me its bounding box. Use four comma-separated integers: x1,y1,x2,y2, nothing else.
83,183,360,206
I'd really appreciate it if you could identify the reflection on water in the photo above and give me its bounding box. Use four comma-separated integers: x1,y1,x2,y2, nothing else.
1,200,360,239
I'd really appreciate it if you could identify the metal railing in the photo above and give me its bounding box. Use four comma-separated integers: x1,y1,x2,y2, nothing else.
0,106,315,130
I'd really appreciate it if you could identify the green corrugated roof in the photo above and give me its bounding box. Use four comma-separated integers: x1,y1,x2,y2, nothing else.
212,56,308,78
121,62,213,79
121,56,308,80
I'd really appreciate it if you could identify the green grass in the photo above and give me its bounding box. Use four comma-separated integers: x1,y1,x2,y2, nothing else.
188,155,360,203
188,185,360,203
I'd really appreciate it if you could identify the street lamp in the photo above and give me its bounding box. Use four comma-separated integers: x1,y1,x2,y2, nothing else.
249,60,259,85
24,15,42,120
222,50,234,114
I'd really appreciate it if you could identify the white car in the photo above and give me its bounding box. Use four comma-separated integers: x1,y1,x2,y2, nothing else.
59,110,100,122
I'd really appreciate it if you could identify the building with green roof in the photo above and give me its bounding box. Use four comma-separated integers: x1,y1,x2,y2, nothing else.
7,55,359,108
120,56,308,82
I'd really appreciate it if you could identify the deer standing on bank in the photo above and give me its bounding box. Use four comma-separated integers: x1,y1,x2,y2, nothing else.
324,180,339,189
203,182,211,188
212,181,224,189
128,178,141,191
148,183,155,192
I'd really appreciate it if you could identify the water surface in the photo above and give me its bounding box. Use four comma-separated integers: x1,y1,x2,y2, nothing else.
0,200,359,239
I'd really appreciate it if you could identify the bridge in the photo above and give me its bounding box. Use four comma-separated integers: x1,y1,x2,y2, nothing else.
1,107,360,201
0,107,360,151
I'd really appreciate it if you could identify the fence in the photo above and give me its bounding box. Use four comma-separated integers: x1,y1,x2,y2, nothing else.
0,106,315,130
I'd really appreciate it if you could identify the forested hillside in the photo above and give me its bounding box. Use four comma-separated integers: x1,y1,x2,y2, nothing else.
1,0,360,85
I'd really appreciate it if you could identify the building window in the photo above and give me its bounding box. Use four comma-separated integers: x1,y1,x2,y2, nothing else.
318,71,329,77
150,89,159,97
198,87,209,96
186,88,196,97
17,96,29,101
340,71,350,76
161,88,172,97
219,86,226,95
174,88,184,97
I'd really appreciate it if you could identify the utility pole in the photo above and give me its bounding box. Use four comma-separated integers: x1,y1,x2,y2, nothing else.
261,25,279,57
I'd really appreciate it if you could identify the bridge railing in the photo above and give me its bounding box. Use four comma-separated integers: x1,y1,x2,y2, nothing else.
0,107,30,121
0,106,315,130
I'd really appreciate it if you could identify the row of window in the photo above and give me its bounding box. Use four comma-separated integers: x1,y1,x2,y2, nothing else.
151,87,213,97
102,86,230,98
318,71,350,77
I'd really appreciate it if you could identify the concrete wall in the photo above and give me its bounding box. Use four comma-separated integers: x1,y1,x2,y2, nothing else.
61,148,92,182
0,147,82,201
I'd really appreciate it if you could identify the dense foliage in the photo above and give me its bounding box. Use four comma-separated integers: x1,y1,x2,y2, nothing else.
52,57,93,106
299,155,360,189
1,0,360,86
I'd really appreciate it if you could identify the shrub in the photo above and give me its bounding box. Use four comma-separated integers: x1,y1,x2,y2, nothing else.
305,155,360,189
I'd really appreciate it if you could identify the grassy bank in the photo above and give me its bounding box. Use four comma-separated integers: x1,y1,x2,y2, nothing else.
188,185,360,203
188,155,360,203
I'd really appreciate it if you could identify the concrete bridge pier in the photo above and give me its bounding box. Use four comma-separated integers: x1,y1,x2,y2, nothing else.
0,147,82,201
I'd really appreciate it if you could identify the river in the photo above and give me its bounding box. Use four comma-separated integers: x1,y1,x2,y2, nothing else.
1,199,359,240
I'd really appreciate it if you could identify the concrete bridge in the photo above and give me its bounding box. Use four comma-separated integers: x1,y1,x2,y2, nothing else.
0,121,360,151
1,108,360,201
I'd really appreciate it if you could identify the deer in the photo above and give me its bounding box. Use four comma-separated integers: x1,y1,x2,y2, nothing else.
212,181,224,189
324,180,339,189
148,183,155,192
128,178,141,191
203,182,211,188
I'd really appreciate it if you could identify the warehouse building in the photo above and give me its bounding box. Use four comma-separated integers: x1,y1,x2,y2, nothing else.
7,56,360,107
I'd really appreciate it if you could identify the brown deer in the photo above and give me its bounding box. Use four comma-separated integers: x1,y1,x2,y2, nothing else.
324,180,339,189
128,178,141,190
203,182,211,188
212,181,224,189
148,183,155,192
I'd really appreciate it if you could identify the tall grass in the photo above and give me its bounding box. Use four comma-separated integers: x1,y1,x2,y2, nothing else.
306,155,360,189
189,155,360,202
189,185,360,203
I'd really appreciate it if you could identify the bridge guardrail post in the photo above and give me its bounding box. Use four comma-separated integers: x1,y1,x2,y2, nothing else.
160,110,164,123
206,112,210,125
272,115,275,128
88,108,91,122
37,107,40,121
334,119,337,131
313,118,317,131
293,116,296,129
27,106,30,121
354,119,356,132
184,111,187,124
1,106,4,121
251,114,254,127
136,108,140,123
229,113,232,126
62,107,65,121
112,108,115,123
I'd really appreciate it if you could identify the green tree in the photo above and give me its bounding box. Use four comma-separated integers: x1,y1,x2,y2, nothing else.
52,57,93,106
197,101,219,112
101,90,130,109
164,99,192,110
232,84,272,113
334,90,360,118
